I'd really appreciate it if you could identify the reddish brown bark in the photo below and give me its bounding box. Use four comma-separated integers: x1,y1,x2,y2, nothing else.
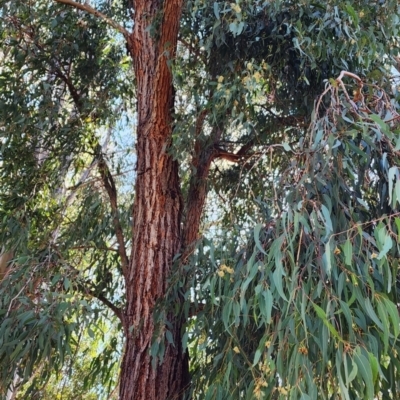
182,140,216,252
119,1,187,399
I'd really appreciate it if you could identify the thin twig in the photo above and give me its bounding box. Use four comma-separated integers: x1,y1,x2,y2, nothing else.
70,245,119,252
296,228,303,266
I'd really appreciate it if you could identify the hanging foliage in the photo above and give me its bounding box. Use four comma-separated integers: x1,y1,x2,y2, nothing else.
187,72,400,399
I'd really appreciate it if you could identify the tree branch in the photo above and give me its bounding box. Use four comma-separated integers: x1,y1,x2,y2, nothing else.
52,65,129,278
97,153,129,278
181,125,220,252
54,0,130,39
76,279,123,322
53,66,83,109
178,37,206,64
89,290,123,322
63,262,123,322
214,141,257,163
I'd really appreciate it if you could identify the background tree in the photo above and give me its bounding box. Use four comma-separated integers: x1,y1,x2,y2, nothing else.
1,1,400,399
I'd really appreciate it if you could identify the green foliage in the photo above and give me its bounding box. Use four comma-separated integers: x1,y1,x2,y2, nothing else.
1,0,400,399
176,0,400,223
0,0,133,248
0,1,132,397
14,319,121,400
186,76,400,398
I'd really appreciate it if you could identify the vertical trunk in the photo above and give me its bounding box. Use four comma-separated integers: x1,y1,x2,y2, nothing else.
120,1,187,399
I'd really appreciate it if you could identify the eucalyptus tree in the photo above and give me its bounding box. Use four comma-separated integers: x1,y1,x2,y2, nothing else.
1,1,400,400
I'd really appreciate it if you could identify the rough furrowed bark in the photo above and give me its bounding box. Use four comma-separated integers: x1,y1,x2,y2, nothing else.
119,1,187,399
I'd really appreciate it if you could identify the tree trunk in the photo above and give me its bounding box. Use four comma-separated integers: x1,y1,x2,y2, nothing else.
119,1,187,399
